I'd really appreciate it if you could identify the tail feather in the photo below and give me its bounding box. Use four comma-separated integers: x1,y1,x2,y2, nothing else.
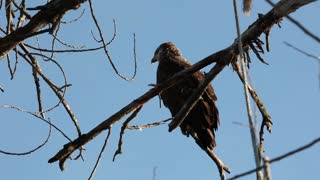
194,129,216,150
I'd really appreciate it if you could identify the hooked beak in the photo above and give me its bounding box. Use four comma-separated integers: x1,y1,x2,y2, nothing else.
151,54,159,64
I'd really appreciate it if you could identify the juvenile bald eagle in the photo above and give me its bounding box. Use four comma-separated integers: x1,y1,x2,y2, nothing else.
151,42,220,150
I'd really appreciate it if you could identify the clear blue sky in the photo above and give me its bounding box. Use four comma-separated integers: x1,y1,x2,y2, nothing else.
0,1,319,180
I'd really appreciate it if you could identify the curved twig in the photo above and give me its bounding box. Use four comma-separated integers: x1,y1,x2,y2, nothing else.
62,9,85,24
227,136,320,180
88,128,112,180
0,105,72,142
25,43,104,53
0,117,52,156
51,31,86,49
88,0,137,81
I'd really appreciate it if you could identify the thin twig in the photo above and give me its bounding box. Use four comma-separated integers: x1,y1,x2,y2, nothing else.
61,9,85,24
0,117,52,155
11,0,31,20
88,0,137,81
90,19,117,45
283,41,320,88
227,136,320,180
113,106,143,161
127,118,172,130
88,128,112,180
0,105,72,142
283,41,320,62
51,31,86,49
25,43,104,53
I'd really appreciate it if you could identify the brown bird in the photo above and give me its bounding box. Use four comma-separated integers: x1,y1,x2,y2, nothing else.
151,42,220,150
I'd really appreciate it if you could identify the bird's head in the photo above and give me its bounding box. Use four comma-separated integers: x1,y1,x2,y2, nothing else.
151,42,182,63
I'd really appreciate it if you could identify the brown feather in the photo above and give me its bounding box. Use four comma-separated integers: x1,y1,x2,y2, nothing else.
152,42,220,150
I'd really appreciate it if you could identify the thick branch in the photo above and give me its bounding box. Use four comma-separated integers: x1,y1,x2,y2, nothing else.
48,47,229,165
168,0,315,132
265,0,320,44
0,0,86,59
48,0,315,167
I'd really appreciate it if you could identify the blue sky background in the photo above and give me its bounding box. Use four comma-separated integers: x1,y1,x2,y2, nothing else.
0,1,319,180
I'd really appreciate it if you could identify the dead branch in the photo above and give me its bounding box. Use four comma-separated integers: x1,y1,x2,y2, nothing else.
18,45,82,137
265,0,320,44
88,0,137,81
113,106,143,161
0,0,85,59
233,0,263,179
48,0,316,171
168,0,315,133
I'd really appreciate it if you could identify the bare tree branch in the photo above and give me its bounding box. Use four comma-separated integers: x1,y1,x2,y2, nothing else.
265,0,320,44
48,0,316,171
233,0,263,179
18,46,82,137
0,0,85,59
113,106,143,161
88,0,137,81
